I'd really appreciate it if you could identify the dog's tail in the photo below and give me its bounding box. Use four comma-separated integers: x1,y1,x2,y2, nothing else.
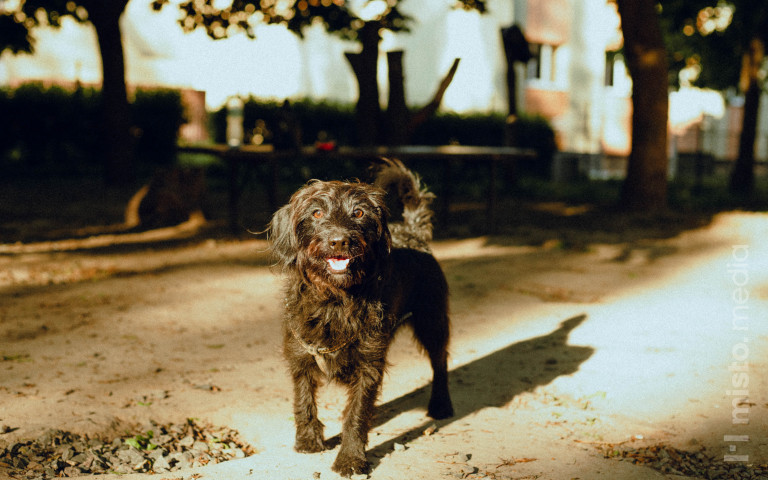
371,157,436,252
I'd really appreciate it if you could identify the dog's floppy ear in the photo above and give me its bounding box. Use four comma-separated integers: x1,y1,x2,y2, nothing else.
268,203,297,269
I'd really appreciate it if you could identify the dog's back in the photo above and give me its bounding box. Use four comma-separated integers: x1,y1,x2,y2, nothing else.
371,158,435,253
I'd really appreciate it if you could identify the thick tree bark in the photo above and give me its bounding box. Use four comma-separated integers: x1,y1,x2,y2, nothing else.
386,51,408,146
345,22,382,146
616,0,669,211
385,53,460,146
729,37,764,196
85,0,134,185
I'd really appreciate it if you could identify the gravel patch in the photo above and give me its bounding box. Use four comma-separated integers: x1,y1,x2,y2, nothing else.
0,419,256,478
600,444,768,479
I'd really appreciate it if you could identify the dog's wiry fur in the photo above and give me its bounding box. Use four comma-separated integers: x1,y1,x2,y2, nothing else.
370,157,436,253
268,158,453,477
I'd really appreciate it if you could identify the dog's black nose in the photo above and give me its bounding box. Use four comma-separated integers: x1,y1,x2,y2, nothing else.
329,236,349,252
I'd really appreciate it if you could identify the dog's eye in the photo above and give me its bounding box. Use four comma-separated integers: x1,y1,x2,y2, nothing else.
352,208,364,219
312,210,324,219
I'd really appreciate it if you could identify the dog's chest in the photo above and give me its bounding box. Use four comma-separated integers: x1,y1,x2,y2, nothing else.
286,292,391,378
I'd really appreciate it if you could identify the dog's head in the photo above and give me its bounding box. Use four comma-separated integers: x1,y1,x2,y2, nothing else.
268,180,391,291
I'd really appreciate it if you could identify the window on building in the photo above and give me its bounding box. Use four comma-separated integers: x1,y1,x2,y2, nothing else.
527,43,542,80
605,51,623,87
527,43,558,83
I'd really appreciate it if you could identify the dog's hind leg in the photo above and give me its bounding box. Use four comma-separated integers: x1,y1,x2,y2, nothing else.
410,307,454,420
424,322,455,419
426,338,454,419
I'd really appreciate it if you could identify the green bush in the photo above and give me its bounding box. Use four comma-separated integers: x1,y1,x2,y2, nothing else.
0,83,185,175
0,83,101,173
133,88,185,166
212,97,557,165
211,98,356,146
0,88,14,162
411,112,506,146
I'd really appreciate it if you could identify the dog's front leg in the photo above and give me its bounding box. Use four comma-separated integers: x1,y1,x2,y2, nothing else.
291,362,326,453
332,367,382,477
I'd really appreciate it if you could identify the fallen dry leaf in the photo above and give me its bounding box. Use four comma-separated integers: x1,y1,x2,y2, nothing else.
496,457,537,468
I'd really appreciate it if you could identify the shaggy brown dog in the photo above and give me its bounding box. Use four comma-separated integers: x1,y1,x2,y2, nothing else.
268,159,453,477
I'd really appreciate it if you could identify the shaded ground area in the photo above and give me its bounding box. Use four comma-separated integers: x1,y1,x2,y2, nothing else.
1,176,767,479
0,174,714,245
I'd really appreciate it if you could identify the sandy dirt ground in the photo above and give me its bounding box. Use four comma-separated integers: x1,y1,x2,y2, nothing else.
1,211,767,479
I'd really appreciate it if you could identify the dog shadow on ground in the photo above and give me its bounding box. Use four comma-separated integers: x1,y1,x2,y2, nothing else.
352,314,594,471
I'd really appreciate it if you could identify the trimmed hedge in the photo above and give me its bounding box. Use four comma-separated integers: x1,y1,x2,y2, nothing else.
0,83,184,175
208,98,557,202
133,88,185,166
0,83,101,172
1,84,555,181
211,97,556,164
210,98,356,147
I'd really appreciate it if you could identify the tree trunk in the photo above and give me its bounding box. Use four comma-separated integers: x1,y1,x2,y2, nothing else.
500,24,532,118
616,0,669,211
386,51,408,146
729,37,764,196
85,0,134,185
345,22,382,146
385,53,461,146
501,25,532,147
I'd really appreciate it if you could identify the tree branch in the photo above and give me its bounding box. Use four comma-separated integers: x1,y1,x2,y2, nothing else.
408,58,460,136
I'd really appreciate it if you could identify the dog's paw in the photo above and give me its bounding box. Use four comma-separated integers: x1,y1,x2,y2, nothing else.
331,452,370,477
294,433,326,453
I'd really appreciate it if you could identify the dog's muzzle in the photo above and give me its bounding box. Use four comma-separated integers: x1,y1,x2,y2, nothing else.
326,235,352,272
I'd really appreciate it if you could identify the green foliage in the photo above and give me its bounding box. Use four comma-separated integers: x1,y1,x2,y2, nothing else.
133,88,185,166
0,83,185,175
513,114,558,162
212,97,356,146
0,14,33,54
0,0,91,54
410,112,505,146
0,83,101,173
125,431,158,451
212,98,555,162
289,101,357,145
211,99,556,199
411,112,556,165
660,0,768,90
153,0,486,42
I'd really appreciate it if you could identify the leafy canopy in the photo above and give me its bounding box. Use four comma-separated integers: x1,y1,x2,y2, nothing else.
660,0,768,90
150,0,486,42
0,0,91,54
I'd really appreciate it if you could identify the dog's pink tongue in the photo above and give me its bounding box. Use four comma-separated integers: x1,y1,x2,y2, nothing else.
327,258,350,271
